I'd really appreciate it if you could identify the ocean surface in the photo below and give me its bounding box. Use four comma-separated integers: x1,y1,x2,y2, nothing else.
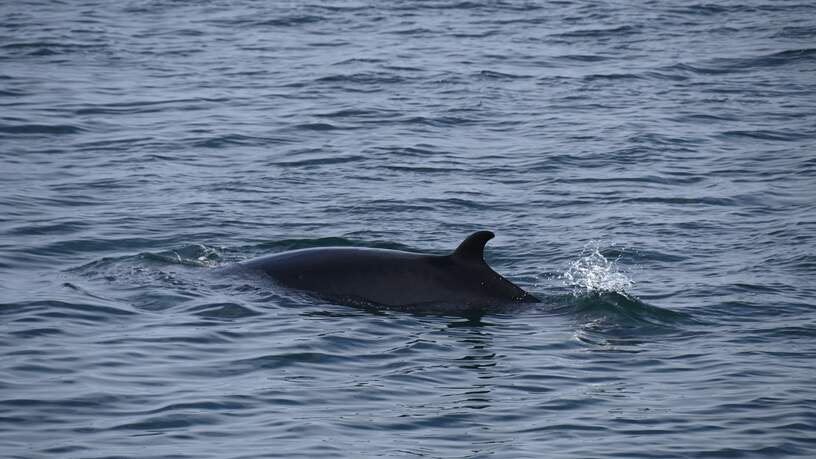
2,1,815,457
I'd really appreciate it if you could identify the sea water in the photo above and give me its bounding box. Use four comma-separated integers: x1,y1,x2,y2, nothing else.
1,1,815,457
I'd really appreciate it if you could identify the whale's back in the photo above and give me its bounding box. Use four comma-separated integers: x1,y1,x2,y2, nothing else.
229,232,537,310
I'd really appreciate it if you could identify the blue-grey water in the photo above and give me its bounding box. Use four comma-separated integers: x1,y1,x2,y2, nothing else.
2,1,815,457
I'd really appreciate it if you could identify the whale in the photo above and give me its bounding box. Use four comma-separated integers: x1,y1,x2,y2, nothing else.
229,230,538,314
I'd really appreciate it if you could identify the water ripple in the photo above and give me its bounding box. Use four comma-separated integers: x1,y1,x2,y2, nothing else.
2,0,815,457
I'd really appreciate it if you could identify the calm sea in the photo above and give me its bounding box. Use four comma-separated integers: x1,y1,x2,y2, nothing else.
2,1,815,458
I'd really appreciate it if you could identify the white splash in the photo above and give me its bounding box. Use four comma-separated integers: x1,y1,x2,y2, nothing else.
562,242,633,295
169,244,222,267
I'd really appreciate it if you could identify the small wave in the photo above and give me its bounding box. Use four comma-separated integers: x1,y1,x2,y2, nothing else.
313,108,401,119
112,413,219,431
476,70,530,80
75,97,226,114
6,220,88,236
1,41,102,56
765,253,816,273
272,154,366,167
0,300,135,321
772,26,816,39
453,29,500,38
554,54,614,63
666,3,737,15
386,27,435,36
373,145,441,157
566,292,691,327
550,291,696,349
663,62,734,76
550,25,641,39
191,134,294,148
666,48,816,77
208,14,324,28
315,72,405,85
404,115,478,128
720,129,808,142
292,122,344,131
253,15,324,27
229,351,346,374
621,196,736,206
382,165,463,174
0,89,27,97
0,124,84,135
185,302,261,320
141,244,223,267
557,174,702,186
331,57,383,66
582,73,643,82
307,41,350,48
750,48,816,65
671,112,738,123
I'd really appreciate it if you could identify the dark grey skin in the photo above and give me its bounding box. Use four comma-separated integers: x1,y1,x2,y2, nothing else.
233,231,538,312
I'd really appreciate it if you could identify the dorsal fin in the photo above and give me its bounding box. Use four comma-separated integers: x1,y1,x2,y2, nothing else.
451,231,494,264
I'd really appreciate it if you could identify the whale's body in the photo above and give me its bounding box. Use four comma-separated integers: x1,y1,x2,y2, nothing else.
232,231,537,313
